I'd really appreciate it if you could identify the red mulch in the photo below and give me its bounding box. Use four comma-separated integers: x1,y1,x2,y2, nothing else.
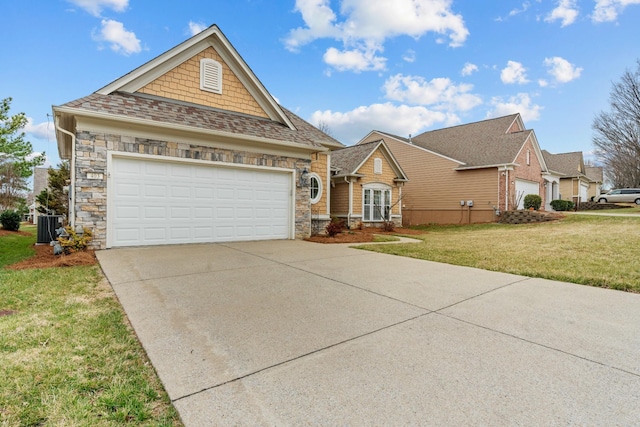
305,227,424,244
2,229,97,270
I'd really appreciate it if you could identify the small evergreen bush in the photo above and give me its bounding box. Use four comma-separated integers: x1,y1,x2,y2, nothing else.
523,194,542,210
550,199,575,211
0,210,21,231
57,226,93,254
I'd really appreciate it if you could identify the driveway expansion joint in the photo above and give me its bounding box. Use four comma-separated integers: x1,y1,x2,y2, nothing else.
171,310,433,404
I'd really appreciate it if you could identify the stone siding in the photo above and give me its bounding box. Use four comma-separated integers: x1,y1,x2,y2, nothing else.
74,131,310,249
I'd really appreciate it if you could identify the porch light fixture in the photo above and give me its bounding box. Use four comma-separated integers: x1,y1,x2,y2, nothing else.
299,168,309,187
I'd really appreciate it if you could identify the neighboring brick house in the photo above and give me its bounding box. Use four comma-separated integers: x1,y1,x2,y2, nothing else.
329,140,408,228
52,25,341,249
542,151,591,205
357,114,550,225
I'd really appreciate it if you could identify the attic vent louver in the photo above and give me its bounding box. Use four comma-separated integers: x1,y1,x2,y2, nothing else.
200,59,222,94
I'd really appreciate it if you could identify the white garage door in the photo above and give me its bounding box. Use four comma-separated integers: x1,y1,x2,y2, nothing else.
109,156,292,247
515,179,540,209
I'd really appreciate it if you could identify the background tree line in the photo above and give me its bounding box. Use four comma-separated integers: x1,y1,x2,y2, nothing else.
593,60,640,189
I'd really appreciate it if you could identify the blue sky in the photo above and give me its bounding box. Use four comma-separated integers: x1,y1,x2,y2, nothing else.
2,0,639,170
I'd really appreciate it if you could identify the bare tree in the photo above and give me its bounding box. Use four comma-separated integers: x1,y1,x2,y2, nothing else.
316,121,333,137
592,60,640,188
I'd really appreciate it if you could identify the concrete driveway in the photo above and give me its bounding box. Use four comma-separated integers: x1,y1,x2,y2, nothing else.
96,240,640,426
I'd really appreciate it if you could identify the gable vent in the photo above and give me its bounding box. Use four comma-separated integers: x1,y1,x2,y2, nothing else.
200,59,222,94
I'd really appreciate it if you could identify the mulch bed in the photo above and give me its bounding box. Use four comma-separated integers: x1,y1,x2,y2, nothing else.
305,227,425,244
2,229,97,270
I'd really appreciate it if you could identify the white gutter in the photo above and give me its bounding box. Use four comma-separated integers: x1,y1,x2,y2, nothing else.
54,115,76,227
345,176,352,226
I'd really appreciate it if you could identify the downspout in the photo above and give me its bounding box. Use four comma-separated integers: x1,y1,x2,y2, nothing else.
505,169,509,210
55,116,76,227
345,176,352,226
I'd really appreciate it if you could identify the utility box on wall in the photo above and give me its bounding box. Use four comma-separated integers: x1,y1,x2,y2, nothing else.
37,215,64,244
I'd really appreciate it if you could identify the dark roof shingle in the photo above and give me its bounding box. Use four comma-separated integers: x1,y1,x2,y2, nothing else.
59,92,342,149
409,114,531,167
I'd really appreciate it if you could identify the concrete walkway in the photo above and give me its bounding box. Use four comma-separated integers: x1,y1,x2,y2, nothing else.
97,240,640,426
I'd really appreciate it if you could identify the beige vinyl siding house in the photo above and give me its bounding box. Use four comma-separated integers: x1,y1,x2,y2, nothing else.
542,151,591,205
358,114,550,225
585,166,604,200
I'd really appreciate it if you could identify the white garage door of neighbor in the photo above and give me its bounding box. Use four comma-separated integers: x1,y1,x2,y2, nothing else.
515,179,540,209
580,183,589,202
110,157,292,247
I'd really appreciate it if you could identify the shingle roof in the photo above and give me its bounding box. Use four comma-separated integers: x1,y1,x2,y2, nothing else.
542,150,584,177
331,140,382,175
58,92,342,149
585,166,604,183
409,114,531,167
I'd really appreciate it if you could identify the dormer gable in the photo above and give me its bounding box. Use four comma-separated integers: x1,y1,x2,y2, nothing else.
96,24,296,130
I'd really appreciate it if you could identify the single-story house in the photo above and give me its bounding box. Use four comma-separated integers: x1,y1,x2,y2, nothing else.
53,24,342,249
542,150,591,205
357,114,551,225
329,140,408,228
585,166,604,200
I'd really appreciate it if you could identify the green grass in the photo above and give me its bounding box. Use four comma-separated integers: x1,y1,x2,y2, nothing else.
0,225,36,268
372,234,401,242
357,215,640,293
575,205,640,215
0,229,182,426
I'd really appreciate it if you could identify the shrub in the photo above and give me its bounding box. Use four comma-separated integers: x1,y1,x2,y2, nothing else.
381,220,395,232
550,199,575,211
0,210,21,231
57,226,93,254
325,220,344,237
523,194,542,210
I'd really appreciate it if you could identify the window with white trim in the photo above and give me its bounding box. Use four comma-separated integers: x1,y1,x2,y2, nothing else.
309,173,322,204
374,158,383,174
200,59,222,94
363,184,391,221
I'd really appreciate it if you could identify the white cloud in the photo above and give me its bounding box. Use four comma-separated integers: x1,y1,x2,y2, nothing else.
461,62,478,76
323,45,386,72
538,79,549,87
501,61,529,84
24,118,56,141
67,0,128,16
93,19,141,56
285,0,469,72
545,0,579,26
487,93,542,122
592,0,640,22
310,103,456,145
188,21,207,36
543,56,582,83
402,49,416,63
383,74,482,112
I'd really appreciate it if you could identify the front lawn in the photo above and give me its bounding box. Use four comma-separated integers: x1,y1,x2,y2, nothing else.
360,214,640,292
0,227,182,426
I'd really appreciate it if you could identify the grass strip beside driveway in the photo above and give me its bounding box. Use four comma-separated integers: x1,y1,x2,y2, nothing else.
359,215,640,293
0,229,182,426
